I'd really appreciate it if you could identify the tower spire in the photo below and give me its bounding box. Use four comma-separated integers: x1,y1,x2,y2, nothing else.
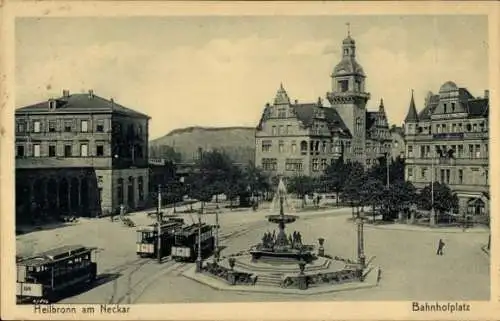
404,89,419,123
346,22,351,37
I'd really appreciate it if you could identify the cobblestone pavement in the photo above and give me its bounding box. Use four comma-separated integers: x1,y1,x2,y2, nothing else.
16,204,490,303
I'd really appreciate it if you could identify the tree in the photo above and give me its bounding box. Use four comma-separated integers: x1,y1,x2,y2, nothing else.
322,158,350,206
341,161,366,217
418,182,458,222
367,155,405,185
287,175,315,208
243,162,270,201
149,145,182,162
380,180,417,221
360,178,385,222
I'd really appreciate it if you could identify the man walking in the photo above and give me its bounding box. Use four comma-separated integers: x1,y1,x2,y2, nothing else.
436,238,445,255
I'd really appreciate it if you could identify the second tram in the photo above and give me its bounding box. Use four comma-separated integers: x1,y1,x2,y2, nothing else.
136,218,184,258
171,223,215,262
16,245,97,304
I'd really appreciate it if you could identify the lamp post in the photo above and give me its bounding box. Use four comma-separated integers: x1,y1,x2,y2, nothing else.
157,184,163,264
430,152,436,226
356,211,365,268
195,207,203,273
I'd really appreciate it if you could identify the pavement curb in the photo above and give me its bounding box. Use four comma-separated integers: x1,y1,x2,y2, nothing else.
363,224,489,234
181,266,379,296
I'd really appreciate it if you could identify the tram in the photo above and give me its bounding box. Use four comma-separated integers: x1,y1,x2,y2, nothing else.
136,218,184,258
16,245,97,304
171,223,215,262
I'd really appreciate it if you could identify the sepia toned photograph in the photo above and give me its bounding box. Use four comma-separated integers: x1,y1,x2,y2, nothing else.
1,1,498,320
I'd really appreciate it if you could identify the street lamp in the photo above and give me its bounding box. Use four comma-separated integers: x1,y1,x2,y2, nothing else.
195,207,203,272
356,211,366,268
156,184,163,264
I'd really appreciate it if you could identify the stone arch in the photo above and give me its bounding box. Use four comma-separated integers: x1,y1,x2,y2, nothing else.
47,178,58,213
70,177,79,213
59,178,69,213
80,178,89,215
127,176,135,209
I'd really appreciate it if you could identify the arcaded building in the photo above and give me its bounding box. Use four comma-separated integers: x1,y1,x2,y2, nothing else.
403,82,489,215
255,31,391,177
15,89,150,223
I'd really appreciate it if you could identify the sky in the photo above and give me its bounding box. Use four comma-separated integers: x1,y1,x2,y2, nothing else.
15,15,488,140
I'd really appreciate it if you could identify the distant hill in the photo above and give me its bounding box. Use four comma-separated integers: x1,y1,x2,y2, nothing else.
149,126,256,164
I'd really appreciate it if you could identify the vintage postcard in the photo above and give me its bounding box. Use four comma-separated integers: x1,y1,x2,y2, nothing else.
1,1,499,320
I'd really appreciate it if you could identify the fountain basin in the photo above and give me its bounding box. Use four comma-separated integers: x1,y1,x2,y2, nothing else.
266,214,298,224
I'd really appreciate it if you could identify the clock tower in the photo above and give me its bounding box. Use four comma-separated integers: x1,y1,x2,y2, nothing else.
326,24,370,165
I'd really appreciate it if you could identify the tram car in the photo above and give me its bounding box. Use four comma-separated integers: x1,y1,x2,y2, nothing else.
136,218,184,258
171,223,215,262
16,245,97,304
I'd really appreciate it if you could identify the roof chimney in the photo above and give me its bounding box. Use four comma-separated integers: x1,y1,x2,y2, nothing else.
88,89,94,99
317,97,323,106
294,99,298,104
484,90,489,99
62,89,70,98
48,98,57,111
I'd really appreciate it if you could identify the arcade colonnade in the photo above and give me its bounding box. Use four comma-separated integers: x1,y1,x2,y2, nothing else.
15,167,150,224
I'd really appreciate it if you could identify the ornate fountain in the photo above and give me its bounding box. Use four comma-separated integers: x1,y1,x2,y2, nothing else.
250,178,315,263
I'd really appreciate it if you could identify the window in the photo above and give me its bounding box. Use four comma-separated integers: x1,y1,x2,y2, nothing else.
485,170,489,185
33,144,41,157
278,108,286,118
408,167,413,180
48,145,56,157
452,123,457,132
285,159,303,171
312,158,319,171
407,145,413,158
421,168,427,179
338,80,349,92
262,140,272,152
440,169,445,183
262,158,277,171
33,121,41,133
64,121,72,132
321,159,327,171
356,118,362,133
287,125,292,135
96,121,104,133
64,145,72,157
96,145,104,156
475,144,481,158
81,120,88,132
16,145,25,157
458,145,463,158
300,141,308,154
291,142,297,154
420,146,425,158
394,141,398,148
48,121,56,132
366,159,371,165
443,103,447,113
279,126,284,135
473,124,478,132
272,126,277,136
458,169,463,184
446,169,451,184
16,121,25,133
137,145,143,158
279,141,284,153
451,103,456,112
80,143,88,157
468,145,474,158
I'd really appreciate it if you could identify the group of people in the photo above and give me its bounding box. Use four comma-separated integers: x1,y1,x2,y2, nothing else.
261,230,304,248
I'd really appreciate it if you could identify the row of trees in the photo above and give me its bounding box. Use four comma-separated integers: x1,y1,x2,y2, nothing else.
285,156,459,222
157,150,271,210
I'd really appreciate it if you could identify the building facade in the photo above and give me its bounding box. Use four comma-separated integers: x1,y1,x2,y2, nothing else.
403,82,489,215
255,32,391,177
15,89,150,223
389,125,406,160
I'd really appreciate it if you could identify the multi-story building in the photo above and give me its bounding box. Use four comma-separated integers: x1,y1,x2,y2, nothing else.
389,125,406,160
403,82,489,215
15,89,150,223
255,31,391,176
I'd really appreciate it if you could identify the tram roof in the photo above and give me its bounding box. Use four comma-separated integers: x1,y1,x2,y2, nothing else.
17,245,95,266
177,223,211,235
137,221,183,232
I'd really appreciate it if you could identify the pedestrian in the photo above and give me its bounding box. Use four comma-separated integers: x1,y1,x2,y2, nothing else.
272,230,276,241
436,238,445,255
297,231,302,244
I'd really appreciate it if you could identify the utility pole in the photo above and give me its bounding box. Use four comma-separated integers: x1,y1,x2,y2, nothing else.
157,184,163,264
195,206,203,272
430,150,436,226
386,152,390,188
357,210,365,268
215,209,219,261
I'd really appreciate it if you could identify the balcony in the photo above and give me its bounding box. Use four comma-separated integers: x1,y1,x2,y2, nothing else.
405,157,488,166
432,132,488,141
16,156,112,169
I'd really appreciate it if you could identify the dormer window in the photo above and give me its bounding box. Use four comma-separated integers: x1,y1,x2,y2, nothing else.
338,80,349,92
443,103,447,113
48,99,57,111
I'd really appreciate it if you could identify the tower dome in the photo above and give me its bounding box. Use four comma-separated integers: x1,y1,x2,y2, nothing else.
439,81,458,93
331,27,365,77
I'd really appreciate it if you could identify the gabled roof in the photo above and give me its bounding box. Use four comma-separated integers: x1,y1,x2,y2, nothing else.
16,92,150,119
293,103,352,138
465,98,489,118
366,111,378,130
